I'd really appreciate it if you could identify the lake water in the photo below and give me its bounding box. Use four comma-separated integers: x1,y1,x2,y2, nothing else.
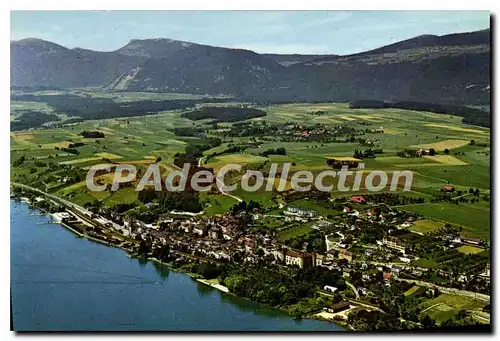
10,200,344,331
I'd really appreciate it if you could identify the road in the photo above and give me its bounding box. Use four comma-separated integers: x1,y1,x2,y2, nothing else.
198,155,206,167
197,155,243,203
346,281,360,299
350,299,386,314
214,173,243,203
13,182,212,223
11,182,125,233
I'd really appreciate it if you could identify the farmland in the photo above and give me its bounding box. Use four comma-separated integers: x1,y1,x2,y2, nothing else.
10,92,491,332
11,96,490,240
457,245,486,255
420,294,488,323
399,202,490,240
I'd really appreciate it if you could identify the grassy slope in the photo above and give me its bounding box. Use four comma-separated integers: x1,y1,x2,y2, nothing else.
11,99,490,239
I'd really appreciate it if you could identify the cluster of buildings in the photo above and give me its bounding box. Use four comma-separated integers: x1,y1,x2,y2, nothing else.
98,191,489,298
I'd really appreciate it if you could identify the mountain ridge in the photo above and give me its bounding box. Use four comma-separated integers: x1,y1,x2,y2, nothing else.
11,29,490,104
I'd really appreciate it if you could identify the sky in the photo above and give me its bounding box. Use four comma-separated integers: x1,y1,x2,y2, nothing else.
10,11,490,55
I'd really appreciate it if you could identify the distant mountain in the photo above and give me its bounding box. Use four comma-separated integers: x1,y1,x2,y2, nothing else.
11,38,143,89
11,29,490,105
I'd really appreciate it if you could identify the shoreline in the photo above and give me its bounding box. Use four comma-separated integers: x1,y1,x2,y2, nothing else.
11,196,346,330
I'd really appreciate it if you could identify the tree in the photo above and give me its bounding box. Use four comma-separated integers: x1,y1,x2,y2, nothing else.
421,315,436,328
433,288,440,298
444,149,450,155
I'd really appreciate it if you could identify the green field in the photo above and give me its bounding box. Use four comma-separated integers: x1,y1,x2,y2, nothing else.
421,294,487,323
278,223,313,241
457,245,486,254
410,220,446,234
399,202,490,240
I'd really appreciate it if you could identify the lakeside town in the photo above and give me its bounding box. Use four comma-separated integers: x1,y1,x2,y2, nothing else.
11,180,491,331
10,11,491,332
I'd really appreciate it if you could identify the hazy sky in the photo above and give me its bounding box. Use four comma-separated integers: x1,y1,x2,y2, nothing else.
11,11,490,55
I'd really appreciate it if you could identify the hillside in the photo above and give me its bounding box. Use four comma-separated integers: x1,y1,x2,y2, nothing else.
11,29,490,105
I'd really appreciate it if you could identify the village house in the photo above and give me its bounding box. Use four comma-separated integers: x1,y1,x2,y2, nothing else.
223,232,234,241
391,267,402,274
312,220,331,230
180,221,194,233
159,217,174,224
270,249,284,262
384,272,392,282
240,237,255,252
479,263,490,279
358,287,369,296
412,270,423,276
339,250,353,262
284,215,307,223
208,227,222,240
442,185,455,192
399,221,412,229
323,285,338,293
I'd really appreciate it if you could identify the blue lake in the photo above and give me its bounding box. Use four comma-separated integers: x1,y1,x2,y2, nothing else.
10,200,344,331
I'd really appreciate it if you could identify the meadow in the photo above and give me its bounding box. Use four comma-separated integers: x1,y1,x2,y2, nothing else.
11,97,490,239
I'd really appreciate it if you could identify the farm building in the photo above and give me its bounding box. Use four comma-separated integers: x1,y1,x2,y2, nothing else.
325,301,351,313
326,156,362,169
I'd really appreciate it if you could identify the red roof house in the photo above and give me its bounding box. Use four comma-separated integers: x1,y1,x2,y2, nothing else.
351,195,366,204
